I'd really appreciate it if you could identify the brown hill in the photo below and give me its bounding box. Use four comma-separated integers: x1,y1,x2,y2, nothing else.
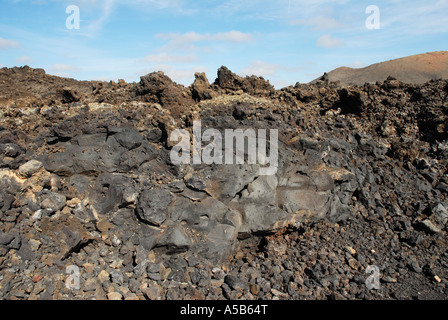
312,51,448,86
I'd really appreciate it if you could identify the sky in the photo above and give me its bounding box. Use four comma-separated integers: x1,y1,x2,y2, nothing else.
0,0,447,88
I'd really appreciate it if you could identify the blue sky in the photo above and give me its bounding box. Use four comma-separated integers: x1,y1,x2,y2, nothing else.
0,0,447,88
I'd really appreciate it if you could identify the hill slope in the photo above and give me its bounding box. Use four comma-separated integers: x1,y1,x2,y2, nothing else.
312,51,448,85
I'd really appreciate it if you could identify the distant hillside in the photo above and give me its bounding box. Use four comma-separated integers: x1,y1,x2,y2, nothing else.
311,51,448,86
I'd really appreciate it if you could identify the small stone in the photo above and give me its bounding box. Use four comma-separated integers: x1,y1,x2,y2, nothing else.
419,219,441,234
107,292,123,300
110,259,123,269
29,239,41,251
348,258,361,270
346,246,356,255
147,250,156,263
147,262,161,272
212,268,225,280
3,143,22,158
43,256,54,267
110,270,124,284
96,219,113,233
250,283,260,295
124,292,139,300
409,259,422,273
61,206,71,215
210,279,224,287
134,260,149,277
257,277,271,292
98,270,110,283
41,192,66,212
32,274,44,283
148,273,162,281
381,276,397,283
31,210,44,221
128,279,141,293
142,284,163,300
134,245,148,265
18,160,43,178
432,203,448,226
83,263,94,273
66,198,82,208
224,275,248,291
83,278,98,292
111,235,122,247
271,288,288,298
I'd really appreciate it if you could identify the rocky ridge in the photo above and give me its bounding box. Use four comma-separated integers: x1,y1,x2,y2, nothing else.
0,65,447,300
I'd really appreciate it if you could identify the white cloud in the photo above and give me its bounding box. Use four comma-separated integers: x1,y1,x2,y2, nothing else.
122,0,197,14
380,0,448,35
238,60,311,88
49,64,80,72
0,37,19,50
212,31,254,42
316,34,344,48
48,64,81,77
84,0,115,36
141,53,198,64
239,60,279,78
156,31,253,45
291,15,344,30
154,31,254,53
16,55,34,64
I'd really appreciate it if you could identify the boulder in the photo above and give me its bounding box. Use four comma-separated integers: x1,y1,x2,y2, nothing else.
215,66,275,96
40,191,66,212
88,174,134,217
136,71,193,109
136,188,174,226
18,160,43,178
191,72,216,101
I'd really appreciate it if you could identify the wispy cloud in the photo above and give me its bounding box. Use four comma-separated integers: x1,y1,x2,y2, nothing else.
291,15,345,30
156,31,254,45
239,60,281,78
48,63,81,77
141,53,198,64
239,60,311,87
316,34,344,48
380,0,448,35
80,0,115,37
128,0,198,14
154,31,254,52
0,37,19,50
16,55,34,64
1,0,446,87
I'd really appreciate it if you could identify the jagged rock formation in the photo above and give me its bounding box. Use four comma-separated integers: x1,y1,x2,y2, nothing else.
0,63,447,300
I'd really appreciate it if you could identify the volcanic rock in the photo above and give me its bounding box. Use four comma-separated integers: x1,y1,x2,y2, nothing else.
0,61,447,300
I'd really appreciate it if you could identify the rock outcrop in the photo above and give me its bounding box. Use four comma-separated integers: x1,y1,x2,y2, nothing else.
0,65,447,300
